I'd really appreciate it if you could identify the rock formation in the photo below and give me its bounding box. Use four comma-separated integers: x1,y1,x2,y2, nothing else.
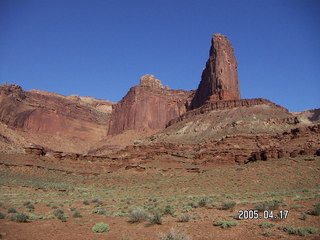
0,84,114,153
191,33,241,109
107,75,194,136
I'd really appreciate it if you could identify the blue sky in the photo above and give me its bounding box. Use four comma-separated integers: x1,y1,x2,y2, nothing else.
0,0,319,111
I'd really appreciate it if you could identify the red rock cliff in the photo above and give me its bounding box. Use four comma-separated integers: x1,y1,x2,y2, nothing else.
191,34,240,109
107,75,194,136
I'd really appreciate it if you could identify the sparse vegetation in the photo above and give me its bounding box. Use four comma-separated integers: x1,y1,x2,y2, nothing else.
221,201,236,210
260,222,275,228
8,207,17,213
149,213,162,225
178,214,190,222
262,230,272,236
92,222,110,233
159,228,190,240
0,212,5,219
53,209,67,222
72,211,82,218
255,199,280,211
198,197,208,207
163,205,176,216
300,214,307,220
28,214,44,220
280,226,317,236
91,207,106,215
128,209,148,223
10,213,29,222
307,202,320,216
83,200,90,205
214,221,237,229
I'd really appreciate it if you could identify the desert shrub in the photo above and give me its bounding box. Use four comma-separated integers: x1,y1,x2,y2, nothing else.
305,227,317,234
300,214,307,220
150,213,162,225
92,198,99,203
26,204,35,212
307,202,320,216
178,214,190,222
186,201,198,208
51,205,58,209
92,222,110,233
221,201,236,210
198,197,208,207
22,201,31,206
57,214,67,222
163,205,176,216
214,221,237,229
70,207,76,211
91,207,106,215
53,209,67,222
182,205,193,213
291,205,302,209
0,212,5,219
8,207,17,213
28,214,43,220
72,211,82,218
128,209,148,223
159,228,190,240
53,209,64,217
281,226,317,236
83,200,90,205
114,211,128,217
260,222,275,228
0,202,3,207
255,200,280,212
262,230,272,236
10,213,28,222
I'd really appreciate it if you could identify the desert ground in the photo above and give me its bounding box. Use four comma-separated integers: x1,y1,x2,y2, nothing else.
0,154,319,240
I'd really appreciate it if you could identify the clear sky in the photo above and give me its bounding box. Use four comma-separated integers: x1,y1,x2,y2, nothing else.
0,0,319,111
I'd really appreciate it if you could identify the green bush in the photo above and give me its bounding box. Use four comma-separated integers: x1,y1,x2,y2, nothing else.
221,201,236,211
7,207,17,213
0,212,5,219
178,214,190,222
28,214,43,220
128,209,148,223
307,202,320,216
214,221,237,229
149,213,162,225
83,200,90,205
260,222,275,228
92,222,110,233
72,211,82,218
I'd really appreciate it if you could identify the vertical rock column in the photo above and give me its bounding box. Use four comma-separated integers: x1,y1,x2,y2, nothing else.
191,34,241,109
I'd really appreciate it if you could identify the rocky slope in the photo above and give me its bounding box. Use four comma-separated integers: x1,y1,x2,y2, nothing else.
0,84,114,153
291,108,320,122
